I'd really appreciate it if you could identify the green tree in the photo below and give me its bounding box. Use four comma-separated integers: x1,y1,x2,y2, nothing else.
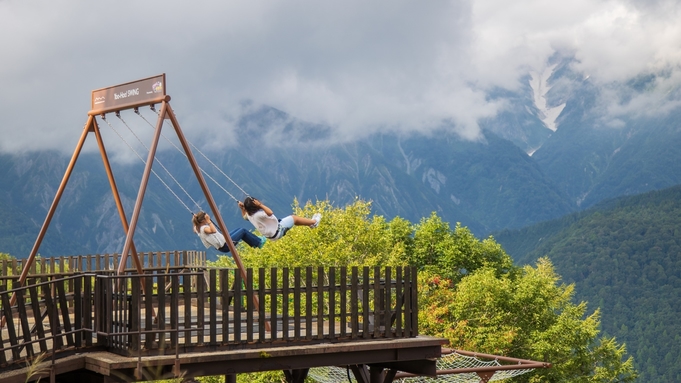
209,199,637,382
407,213,514,283
212,199,409,269
419,258,637,382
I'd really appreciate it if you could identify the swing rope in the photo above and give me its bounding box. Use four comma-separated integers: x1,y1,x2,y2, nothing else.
114,112,204,211
99,114,200,214
136,107,247,202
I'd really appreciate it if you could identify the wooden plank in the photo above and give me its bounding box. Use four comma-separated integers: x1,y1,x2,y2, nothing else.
404,267,412,336
28,284,48,352
258,269,265,342
11,259,18,287
395,267,403,337
112,278,122,350
105,277,114,349
340,267,347,338
74,276,82,348
411,266,418,336
94,275,103,345
270,268,277,342
294,268,301,340
362,267,370,339
67,258,74,293
170,274,179,349
209,270,217,346
130,277,140,351
282,268,289,341
183,273,192,346
159,274,168,349
43,277,64,350
317,267,324,339
196,271,205,346
15,286,35,358
385,267,392,338
220,269,230,344
233,271,242,343
305,267,312,340
246,269,253,343
57,278,75,347
84,274,93,347
373,266,380,338
145,275,155,349
0,285,21,361
328,267,335,339
351,267,358,339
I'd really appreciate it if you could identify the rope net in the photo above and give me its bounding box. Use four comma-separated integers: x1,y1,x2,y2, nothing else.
308,352,537,383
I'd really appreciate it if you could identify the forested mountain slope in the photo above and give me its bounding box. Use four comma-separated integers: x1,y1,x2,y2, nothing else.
493,185,681,382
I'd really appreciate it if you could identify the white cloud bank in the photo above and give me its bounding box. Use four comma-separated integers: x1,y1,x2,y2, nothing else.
1,0,680,155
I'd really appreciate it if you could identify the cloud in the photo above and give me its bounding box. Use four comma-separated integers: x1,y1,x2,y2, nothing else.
1,0,680,155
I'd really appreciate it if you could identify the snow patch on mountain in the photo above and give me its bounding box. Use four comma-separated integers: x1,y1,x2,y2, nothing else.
422,168,446,193
529,64,565,132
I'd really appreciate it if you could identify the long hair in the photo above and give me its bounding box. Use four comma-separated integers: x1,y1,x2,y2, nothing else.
192,211,207,233
243,196,261,215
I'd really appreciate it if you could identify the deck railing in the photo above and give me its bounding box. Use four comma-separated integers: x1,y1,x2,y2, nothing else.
0,274,96,365
0,265,418,366
0,250,206,290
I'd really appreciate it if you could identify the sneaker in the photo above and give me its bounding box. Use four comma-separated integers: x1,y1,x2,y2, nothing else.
258,236,267,248
310,213,322,229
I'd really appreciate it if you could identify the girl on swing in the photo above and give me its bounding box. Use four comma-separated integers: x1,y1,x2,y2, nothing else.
192,211,266,253
238,196,321,241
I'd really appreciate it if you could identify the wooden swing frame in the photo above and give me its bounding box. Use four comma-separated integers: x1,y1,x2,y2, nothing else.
13,73,248,302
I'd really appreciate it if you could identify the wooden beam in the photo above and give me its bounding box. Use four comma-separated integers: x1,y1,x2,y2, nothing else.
117,101,167,274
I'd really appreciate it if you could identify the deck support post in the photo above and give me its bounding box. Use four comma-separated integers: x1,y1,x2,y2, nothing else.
283,368,309,383
350,364,371,383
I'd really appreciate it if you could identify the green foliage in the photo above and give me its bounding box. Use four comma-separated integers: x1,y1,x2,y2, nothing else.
212,199,409,269
496,185,681,382
419,258,637,382
407,213,514,284
211,198,636,382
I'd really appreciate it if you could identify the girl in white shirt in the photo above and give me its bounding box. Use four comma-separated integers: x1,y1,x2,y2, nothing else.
238,196,321,241
192,211,266,252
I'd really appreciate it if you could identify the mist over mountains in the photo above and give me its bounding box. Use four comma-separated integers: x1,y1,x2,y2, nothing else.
1,57,680,260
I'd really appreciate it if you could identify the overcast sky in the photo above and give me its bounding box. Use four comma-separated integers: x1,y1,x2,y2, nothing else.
1,0,680,156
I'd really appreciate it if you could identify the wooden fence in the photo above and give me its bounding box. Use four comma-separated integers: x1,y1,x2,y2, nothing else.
0,250,206,288
0,265,418,366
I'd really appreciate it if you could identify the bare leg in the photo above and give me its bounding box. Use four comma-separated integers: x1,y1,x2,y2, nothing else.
292,215,316,227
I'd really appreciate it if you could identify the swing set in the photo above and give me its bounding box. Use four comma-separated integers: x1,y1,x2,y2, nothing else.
15,74,250,292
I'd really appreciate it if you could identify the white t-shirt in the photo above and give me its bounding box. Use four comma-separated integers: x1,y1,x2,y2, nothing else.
197,224,226,249
247,210,279,238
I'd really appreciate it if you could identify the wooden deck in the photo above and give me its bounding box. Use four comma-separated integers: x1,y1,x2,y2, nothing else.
0,251,446,383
